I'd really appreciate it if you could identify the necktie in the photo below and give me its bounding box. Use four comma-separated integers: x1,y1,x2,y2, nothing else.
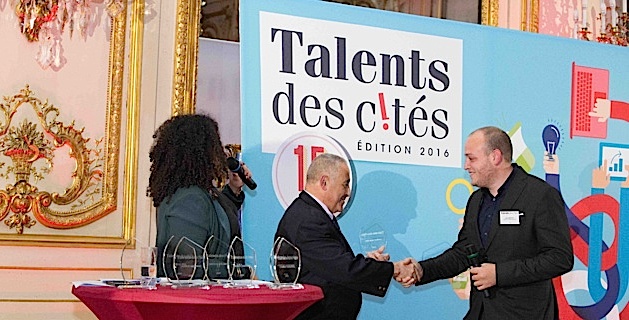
332,216,341,230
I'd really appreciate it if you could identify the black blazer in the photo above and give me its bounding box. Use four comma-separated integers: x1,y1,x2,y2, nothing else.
275,192,394,320
419,165,573,320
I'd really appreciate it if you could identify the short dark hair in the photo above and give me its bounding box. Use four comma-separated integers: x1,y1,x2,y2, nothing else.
473,126,513,162
147,114,227,207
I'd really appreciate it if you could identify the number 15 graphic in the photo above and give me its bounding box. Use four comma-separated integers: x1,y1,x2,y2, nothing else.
294,145,325,191
272,133,352,209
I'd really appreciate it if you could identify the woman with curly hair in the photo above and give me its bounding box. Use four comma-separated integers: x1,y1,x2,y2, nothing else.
148,114,242,280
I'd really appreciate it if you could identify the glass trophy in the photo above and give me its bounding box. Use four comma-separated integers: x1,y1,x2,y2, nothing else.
163,236,209,289
203,235,231,283
359,224,387,253
203,236,229,285
224,236,258,288
269,237,303,290
117,238,153,289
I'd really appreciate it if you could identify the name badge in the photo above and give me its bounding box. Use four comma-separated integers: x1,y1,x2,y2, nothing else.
500,210,521,225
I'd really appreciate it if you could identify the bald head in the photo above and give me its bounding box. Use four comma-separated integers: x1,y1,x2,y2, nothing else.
305,153,351,214
464,126,514,195
306,154,346,184
470,126,513,163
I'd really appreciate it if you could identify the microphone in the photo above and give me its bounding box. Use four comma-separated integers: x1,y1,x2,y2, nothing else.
226,157,257,190
465,243,491,298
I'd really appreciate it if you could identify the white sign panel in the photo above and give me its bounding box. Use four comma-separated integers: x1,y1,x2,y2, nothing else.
259,11,463,168
600,142,629,181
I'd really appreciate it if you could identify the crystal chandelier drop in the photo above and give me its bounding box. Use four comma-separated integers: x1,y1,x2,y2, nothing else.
574,0,628,46
11,0,126,69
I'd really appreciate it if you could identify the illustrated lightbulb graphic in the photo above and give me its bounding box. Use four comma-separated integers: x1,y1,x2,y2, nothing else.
542,125,560,161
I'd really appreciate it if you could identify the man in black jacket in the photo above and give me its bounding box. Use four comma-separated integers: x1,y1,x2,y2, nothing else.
275,153,416,320
413,126,573,319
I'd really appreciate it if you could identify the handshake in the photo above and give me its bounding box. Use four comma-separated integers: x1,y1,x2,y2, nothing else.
367,246,422,288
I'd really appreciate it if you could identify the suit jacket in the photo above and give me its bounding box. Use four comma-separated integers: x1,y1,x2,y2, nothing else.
275,192,394,320
419,165,573,320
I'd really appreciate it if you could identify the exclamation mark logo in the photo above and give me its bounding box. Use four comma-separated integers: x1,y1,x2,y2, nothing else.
378,92,389,130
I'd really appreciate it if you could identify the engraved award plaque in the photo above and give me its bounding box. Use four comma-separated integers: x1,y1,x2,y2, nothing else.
165,236,209,289
359,224,387,253
269,237,303,290
204,235,230,282
224,236,258,288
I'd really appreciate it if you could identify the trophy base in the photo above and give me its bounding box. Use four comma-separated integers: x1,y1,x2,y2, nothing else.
268,283,304,290
169,280,210,290
219,279,260,289
117,284,157,290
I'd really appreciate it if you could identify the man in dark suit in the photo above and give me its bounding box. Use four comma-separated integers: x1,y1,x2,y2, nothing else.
413,126,573,319
275,153,416,320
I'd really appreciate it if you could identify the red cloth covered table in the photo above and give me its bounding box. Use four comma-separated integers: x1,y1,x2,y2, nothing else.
72,283,323,320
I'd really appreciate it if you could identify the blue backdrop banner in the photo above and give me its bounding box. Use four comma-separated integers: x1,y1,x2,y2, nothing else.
239,0,629,318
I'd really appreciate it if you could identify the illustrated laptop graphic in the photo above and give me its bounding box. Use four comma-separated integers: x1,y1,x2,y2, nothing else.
570,62,609,139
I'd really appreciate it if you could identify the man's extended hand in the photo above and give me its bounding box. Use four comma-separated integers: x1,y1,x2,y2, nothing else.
393,258,420,287
412,259,423,283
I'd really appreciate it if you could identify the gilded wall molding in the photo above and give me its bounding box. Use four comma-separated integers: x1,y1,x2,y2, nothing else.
121,0,146,246
520,0,539,32
521,0,528,31
482,0,538,31
529,0,539,33
481,0,499,27
172,0,201,116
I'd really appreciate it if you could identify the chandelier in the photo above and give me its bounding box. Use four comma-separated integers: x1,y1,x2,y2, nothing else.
11,0,126,69
574,0,628,46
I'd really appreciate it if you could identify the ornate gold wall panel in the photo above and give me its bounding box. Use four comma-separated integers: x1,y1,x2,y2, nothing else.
172,0,201,116
0,86,109,231
0,1,144,247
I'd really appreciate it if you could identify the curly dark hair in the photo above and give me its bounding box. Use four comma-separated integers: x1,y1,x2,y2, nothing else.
147,114,228,207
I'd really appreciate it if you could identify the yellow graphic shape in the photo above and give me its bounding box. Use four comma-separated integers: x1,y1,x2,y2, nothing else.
446,178,473,215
